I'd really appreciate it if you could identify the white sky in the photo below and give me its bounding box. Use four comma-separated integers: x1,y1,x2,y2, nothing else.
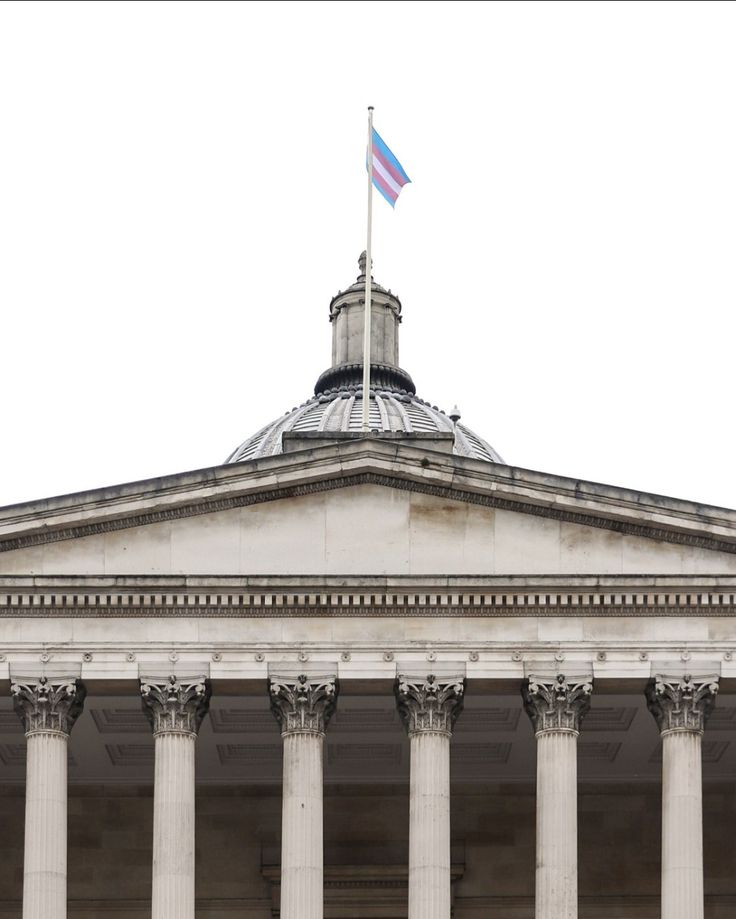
2,0,735,510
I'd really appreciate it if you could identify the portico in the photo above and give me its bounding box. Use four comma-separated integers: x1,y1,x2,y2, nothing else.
0,253,735,917
0,647,732,918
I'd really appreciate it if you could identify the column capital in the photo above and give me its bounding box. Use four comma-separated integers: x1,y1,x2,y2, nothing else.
646,673,719,736
395,673,465,737
523,673,592,735
269,672,338,735
11,675,86,737
140,674,211,736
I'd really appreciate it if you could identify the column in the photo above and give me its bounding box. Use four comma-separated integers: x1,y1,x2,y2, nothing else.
646,673,719,919
11,674,87,919
523,672,592,919
395,671,465,919
141,673,211,919
269,671,338,919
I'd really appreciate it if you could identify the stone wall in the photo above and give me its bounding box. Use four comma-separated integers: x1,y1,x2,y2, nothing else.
4,484,736,578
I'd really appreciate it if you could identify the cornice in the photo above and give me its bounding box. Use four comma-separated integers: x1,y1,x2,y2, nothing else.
1,441,735,554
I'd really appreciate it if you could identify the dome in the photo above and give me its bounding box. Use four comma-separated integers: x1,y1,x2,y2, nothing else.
226,390,503,464
225,255,504,466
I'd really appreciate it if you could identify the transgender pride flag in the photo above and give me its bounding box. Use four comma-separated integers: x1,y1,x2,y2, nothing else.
368,128,411,207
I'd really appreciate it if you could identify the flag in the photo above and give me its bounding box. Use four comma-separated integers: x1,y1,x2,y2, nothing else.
368,128,411,207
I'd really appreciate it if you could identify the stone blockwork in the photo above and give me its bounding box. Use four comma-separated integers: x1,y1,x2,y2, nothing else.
0,782,732,917
4,477,736,578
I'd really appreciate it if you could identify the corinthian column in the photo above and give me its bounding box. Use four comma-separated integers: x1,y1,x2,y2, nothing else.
11,674,86,919
523,673,592,919
141,673,211,919
646,673,719,919
395,671,465,919
270,671,338,919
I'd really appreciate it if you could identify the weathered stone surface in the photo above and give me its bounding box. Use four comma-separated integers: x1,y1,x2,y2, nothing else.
395,673,465,737
646,674,719,735
523,674,592,736
12,677,86,737
140,675,211,737
270,674,338,736
2,441,736,578
21,731,69,919
647,674,720,919
270,672,338,919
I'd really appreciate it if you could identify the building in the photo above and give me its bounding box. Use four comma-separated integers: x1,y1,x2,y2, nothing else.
0,254,735,919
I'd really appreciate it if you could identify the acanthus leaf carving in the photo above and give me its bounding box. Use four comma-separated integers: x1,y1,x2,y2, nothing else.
523,673,592,735
395,673,465,736
140,674,211,736
645,673,719,735
269,673,338,735
11,676,87,736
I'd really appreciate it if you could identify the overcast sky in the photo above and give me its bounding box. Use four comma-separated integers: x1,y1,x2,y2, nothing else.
2,0,735,510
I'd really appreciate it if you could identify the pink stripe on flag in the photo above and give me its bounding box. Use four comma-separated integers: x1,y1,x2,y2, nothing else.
372,169,399,204
372,145,409,189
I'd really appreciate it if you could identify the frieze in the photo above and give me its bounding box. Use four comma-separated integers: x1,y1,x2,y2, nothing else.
1,587,735,617
1,472,735,554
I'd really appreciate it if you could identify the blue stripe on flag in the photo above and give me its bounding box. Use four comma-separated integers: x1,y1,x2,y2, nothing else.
371,129,411,183
373,179,398,208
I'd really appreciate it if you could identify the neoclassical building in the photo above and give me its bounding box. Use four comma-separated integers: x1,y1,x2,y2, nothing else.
0,255,735,919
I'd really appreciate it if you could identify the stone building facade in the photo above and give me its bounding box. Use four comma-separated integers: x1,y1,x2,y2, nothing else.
0,256,735,919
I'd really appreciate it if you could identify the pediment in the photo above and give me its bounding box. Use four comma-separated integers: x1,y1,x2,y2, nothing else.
0,440,735,577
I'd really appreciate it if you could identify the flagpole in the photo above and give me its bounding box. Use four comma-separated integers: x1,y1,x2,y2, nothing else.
362,105,374,432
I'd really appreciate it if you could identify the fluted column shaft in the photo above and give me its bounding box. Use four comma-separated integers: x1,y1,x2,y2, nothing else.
661,730,703,918
23,731,68,917
524,673,592,919
270,671,338,919
281,730,324,918
396,671,465,919
11,675,86,919
535,730,578,919
408,730,452,919
141,673,211,919
151,732,197,917
646,673,718,919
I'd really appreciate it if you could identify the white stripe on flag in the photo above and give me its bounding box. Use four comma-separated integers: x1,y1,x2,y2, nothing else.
372,155,402,196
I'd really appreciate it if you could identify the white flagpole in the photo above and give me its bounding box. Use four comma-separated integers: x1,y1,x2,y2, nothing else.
362,105,374,432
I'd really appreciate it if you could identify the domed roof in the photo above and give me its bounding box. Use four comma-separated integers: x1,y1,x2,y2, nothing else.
225,389,503,464
225,255,504,466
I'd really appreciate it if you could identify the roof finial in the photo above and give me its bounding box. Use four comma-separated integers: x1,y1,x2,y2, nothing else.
358,250,372,280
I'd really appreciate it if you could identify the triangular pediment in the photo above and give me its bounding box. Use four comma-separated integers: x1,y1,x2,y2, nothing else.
0,440,735,577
